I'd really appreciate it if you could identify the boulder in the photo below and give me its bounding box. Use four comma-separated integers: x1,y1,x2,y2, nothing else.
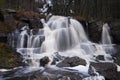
90,62,117,80
96,55,105,61
57,56,86,67
40,56,50,67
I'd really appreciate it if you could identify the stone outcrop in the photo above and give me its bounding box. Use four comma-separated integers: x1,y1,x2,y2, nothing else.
57,56,86,67
90,62,118,80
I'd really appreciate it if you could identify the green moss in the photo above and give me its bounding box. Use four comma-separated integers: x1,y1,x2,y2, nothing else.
0,43,17,68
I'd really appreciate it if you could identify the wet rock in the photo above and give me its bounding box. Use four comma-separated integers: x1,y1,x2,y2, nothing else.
88,66,98,76
109,21,120,44
16,21,28,30
96,55,105,61
0,67,83,80
90,62,117,80
52,52,65,65
45,67,83,80
0,67,42,80
88,21,103,43
40,56,50,67
57,56,86,67
112,45,120,66
28,18,43,29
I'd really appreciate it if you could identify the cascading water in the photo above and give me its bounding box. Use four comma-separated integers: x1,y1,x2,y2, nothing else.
101,23,114,54
102,23,112,44
7,16,115,80
16,16,114,66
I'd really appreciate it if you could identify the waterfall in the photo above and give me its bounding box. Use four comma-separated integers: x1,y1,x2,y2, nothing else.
101,23,114,54
102,23,112,44
4,16,117,80
41,16,89,52
15,16,114,67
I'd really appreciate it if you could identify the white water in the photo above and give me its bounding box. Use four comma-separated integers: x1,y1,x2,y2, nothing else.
102,23,112,44
16,16,114,80
17,16,113,66
101,23,114,55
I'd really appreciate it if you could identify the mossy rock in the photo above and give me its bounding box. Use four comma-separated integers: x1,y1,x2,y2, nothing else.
0,22,16,33
0,43,18,68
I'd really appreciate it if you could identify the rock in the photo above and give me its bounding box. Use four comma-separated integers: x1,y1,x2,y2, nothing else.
0,9,17,33
0,67,42,80
57,56,86,67
112,45,120,66
14,11,44,29
0,22,16,33
117,72,120,80
0,66,83,80
88,21,103,43
108,21,120,44
0,33,7,43
0,43,23,68
88,66,98,76
40,56,50,67
14,11,45,20
90,62,117,80
0,10,4,22
44,67,83,80
52,52,65,65
96,55,105,61
28,18,43,29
